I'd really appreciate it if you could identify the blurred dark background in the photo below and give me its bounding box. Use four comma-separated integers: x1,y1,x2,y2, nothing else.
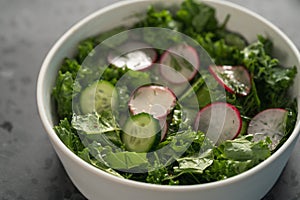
0,0,299,199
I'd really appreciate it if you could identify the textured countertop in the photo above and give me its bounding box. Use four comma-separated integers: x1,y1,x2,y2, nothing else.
0,0,299,199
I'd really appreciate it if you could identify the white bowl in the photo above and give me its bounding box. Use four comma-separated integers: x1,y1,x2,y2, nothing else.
37,0,300,199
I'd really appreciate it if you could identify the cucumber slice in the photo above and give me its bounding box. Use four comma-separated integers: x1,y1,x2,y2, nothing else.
79,80,118,114
122,113,161,153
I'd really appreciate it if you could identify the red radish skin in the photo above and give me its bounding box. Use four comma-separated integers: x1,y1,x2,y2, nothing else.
159,119,168,141
108,42,157,71
194,102,242,145
247,108,288,150
160,44,200,84
155,115,168,141
209,65,251,96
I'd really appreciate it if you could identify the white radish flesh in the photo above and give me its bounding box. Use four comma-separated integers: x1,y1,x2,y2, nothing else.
209,65,251,96
194,102,242,145
129,85,177,118
160,44,200,84
108,42,157,71
247,108,288,150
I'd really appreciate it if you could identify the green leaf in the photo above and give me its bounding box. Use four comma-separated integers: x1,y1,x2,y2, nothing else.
60,58,81,79
78,146,124,178
219,135,271,161
72,112,120,134
217,30,247,50
195,33,242,65
54,118,84,153
265,66,297,91
201,135,271,181
104,151,149,170
117,70,151,90
52,71,81,120
175,155,213,174
241,36,297,110
176,0,218,33
76,38,95,64
192,7,217,33
86,141,149,171
72,112,122,147
146,162,172,184
137,6,181,30
77,147,91,163
101,65,129,85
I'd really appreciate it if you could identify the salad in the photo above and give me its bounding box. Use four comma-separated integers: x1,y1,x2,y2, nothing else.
52,0,297,185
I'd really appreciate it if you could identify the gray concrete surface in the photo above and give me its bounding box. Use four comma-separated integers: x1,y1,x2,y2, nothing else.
0,0,299,199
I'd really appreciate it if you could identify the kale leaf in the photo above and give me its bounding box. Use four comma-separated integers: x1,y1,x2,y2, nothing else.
52,70,81,120
202,135,271,181
54,118,84,153
176,0,218,33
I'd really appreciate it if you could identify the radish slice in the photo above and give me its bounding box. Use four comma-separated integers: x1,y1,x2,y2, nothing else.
209,65,251,96
159,118,168,141
129,85,176,140
160,44,200,84
247,108,288,150
194,102,242,145
108,41,157,71
129,85,176,119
